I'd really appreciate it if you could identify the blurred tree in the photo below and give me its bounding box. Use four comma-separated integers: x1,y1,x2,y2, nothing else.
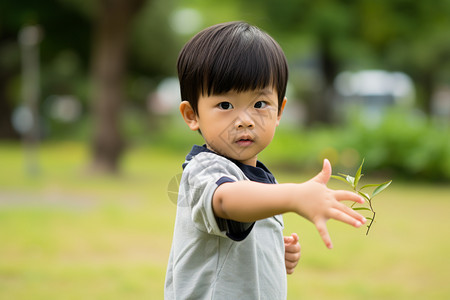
241,0,450,122
89,0,146,173
0,0,91,139
1,0,180,173
0,35,19,139
130,0,179,81
47,0,176,173
379,1,450,115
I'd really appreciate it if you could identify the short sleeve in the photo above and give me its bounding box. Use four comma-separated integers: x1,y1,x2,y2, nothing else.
180,152,254,241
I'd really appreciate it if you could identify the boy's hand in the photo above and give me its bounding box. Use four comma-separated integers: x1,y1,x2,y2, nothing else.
295,159,366,249
284,233,301,274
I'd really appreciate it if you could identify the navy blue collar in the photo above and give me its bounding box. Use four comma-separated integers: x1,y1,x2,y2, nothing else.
183,145,276,184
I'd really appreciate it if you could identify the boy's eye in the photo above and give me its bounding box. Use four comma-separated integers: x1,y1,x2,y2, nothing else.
254,101,268,109
218,102,233,110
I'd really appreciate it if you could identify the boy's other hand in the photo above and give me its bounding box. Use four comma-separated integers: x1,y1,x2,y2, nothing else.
296,159,366,249
284,233,301,274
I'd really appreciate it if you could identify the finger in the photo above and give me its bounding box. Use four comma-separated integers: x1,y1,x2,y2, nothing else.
283,235,293,244
284,233,299,245
285,258,299,269
331,200,367,223
285,242,301,254
291,233,299,244
316,220,333,249
329,207,365,227
284,252,300,264
339,203,367,223
312,159,331,185
334,190,365,204
286,266,296,275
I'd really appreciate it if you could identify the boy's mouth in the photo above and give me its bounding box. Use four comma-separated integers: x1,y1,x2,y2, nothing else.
235,136,254,147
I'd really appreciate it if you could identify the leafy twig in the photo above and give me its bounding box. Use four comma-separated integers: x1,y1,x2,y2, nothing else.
331,159,392,235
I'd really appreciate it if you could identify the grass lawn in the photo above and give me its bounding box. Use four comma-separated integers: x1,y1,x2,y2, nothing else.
1,142,449,299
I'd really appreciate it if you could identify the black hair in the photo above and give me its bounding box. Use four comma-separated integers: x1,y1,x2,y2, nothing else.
177,21,288,115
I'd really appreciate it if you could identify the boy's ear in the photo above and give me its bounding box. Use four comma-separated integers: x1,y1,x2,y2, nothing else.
180,101,199,131
276,97,287,126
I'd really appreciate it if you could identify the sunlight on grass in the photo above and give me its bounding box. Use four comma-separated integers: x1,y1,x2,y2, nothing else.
1,142,449,299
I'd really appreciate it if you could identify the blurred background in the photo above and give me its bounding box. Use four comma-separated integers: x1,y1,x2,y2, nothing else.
1,0,449,299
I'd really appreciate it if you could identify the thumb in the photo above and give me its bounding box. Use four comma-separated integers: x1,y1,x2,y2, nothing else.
312,159,332,185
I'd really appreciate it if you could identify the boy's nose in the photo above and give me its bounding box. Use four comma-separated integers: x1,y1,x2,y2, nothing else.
235,112,255,128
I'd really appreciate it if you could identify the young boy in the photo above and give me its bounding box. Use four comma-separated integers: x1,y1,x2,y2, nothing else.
165,21,366,299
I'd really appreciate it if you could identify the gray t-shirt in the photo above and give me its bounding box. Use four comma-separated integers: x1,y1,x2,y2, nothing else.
165,145,287,299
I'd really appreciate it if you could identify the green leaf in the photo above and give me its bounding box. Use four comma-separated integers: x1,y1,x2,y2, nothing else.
358,191,370,201
354,158,365,187
346,175,355,187
331,175,350,185
366,217,373,221
371,180,392,198
352,207,371,211
360,183,385,190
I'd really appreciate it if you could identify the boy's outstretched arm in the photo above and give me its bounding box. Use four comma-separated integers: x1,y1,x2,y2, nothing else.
213,159,366,249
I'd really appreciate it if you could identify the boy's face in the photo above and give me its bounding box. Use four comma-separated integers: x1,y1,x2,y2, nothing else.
181,88,286,166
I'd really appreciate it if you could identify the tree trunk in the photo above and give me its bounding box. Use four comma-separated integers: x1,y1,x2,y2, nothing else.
90,0,145,173
0,74,19,139
308,36,336,125
0,35,20,140
420,72,434,116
